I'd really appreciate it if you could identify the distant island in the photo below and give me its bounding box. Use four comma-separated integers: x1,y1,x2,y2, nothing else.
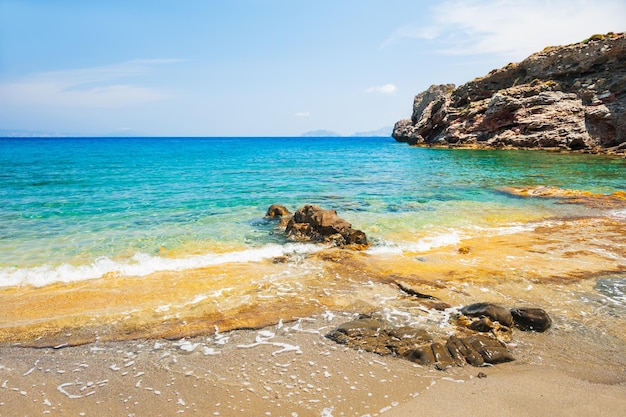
300,126,392,137
0,129,69,138
392,33,625,154
300,130,342,137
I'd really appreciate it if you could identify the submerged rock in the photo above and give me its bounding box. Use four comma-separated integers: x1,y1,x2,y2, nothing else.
265,204,291,218
326,317,431,356
265,204,292,227
510,307,552,332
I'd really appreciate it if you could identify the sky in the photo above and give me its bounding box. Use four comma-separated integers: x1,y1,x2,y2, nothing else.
0,0,624,137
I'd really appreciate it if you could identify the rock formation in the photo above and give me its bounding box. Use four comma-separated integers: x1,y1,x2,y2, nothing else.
393,33,626,153
266,204,368,247
326,302,551,370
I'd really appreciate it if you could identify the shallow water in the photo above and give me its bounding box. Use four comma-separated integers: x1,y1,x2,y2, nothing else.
0,137,625,347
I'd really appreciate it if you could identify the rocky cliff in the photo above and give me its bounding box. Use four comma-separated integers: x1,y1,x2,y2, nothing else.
392,33,626,153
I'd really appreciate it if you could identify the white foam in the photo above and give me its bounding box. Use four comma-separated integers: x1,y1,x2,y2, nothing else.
366,231,464,256
609,208,626,219
405,231,463,252
0,243,320,288
367,222,542,257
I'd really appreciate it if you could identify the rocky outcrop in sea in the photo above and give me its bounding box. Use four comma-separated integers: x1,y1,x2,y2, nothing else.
266,204,368,248
392,33,626,153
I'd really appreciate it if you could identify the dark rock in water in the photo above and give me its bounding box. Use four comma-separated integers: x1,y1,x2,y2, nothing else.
431,342,455,370
478,346,516,364
403,345,435,365
285,204,368,247
510,307,552,332
265,204,292,218
395,281,437,300
387,326,432,343
459,339,485,367
464,335,514,364
326,318,430,356
326,317,516,369
326,317,386,355
468,316,496,332
332,317,383,338
265,204,293,227
445,336,468,367
461,302,514,327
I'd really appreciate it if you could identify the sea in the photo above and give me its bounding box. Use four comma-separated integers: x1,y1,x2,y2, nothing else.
0,136,625,348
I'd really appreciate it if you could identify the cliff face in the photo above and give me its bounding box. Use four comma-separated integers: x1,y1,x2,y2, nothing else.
392,33,626,153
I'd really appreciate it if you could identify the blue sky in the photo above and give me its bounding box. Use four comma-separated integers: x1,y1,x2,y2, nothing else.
1,0,624,136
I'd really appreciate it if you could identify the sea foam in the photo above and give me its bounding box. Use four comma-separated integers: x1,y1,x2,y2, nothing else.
365,231,464,256
365,223,536,256
609,208,626,219
0,243,320,288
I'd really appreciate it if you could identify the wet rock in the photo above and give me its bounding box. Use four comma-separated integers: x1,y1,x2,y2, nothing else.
326,318,432,356
479,345,516,364
458,246,471,254
432,342,455,370
468,316,496,332
285,204,368,247
461,302,514,327
326,317,517,369
395,281,437,299
265,204,292,218
330,317,383,338
464,335,514,364
387,326,432,343
425,301,453,311
326,318,393,355
459,339,485,367
265,204,293,227
510,307,552,332
403,345,435,365
463,316,513,342
445,336,468,367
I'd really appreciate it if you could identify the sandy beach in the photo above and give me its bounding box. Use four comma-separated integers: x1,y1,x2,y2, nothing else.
1,308,625,417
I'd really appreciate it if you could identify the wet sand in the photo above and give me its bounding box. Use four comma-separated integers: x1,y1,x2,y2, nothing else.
1,311,625,417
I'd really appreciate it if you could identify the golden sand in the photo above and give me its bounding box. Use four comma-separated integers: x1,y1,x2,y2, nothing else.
1,210,624,348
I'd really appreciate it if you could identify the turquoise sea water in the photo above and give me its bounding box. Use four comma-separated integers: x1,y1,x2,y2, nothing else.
1,137,625,287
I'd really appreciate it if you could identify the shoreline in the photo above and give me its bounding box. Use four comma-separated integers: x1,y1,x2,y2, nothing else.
400,142,626,157
1,310,625,417
2,210,625,347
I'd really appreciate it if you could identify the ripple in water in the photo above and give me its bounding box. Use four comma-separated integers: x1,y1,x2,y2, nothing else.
595,276,626,305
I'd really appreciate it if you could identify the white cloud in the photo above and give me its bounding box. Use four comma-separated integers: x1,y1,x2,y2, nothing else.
365,83,398,94
383,0,626,59
0,59,181,108
295,111,311,117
